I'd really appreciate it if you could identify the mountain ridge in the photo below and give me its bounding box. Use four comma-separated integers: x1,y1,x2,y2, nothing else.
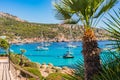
0,12,26,22
0,12,109,42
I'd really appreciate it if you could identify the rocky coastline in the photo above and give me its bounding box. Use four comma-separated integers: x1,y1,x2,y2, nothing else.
10,37,110,44
38,63,74,77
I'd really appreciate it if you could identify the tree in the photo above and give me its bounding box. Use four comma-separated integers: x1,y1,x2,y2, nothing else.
53,0,118,80
0,39,10,54
19,49,26,66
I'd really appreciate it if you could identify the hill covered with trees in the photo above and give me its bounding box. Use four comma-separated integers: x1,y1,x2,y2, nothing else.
0,12,109,42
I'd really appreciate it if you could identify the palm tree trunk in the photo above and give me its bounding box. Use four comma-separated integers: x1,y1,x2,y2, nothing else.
82,28,101,80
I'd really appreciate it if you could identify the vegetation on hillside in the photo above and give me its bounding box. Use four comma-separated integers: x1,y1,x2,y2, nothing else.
0,13,108,41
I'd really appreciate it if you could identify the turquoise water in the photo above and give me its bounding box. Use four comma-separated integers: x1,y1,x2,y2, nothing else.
9,41,112,67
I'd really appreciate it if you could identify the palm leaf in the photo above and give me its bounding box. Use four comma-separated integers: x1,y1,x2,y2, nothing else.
94,0,118,18
53,3,72,20
104,8,120,51
53,0,118,26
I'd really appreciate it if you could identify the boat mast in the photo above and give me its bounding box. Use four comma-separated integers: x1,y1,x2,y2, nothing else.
41,31,44,47
68,25,73,53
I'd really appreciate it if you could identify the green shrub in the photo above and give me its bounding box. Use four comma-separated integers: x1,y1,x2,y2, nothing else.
10,53,29,65
46,73,77,80
23,67,43,80
28,78,36,80
24,62,38,68
10,53,21,64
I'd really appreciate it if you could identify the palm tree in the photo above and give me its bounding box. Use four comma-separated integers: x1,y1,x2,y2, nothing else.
53,0,118,80
19,49,26,66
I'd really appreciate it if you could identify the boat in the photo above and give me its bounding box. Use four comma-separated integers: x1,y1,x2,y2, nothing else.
63,51,74,58
63,25,74,58
66,25,77,48
36,46,49,51
35,32,49,51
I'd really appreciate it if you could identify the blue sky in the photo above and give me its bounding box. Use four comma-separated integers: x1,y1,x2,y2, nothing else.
0,0,119,28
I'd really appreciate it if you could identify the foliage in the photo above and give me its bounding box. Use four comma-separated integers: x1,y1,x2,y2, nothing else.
10,53,20,64
93,8,120,80
53,0,118,80
104,8,120,51
24,62,38,68
19,49,26,66
10,53,42,79
0,15,107,40
0,39,9,50
10,53,29,65
46,72,78,80
74,59,84,80
23,67,43,80
93,51,120,80
53,0,118,27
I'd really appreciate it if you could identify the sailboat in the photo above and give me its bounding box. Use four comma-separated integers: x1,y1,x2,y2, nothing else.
67,26,77,48
63,25,74,58
63,48,74,58
36,32,49,51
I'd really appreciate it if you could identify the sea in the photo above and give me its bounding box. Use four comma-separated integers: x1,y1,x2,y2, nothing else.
0,41,115,67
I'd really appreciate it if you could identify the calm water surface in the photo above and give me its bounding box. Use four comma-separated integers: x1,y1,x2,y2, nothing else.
10,41,111,67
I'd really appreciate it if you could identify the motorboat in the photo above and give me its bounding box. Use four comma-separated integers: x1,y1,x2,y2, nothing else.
36,46,49,51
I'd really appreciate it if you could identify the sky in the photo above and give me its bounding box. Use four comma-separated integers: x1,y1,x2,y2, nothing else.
0,0,119,28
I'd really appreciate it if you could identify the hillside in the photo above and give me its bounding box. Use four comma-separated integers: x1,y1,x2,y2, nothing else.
0,12,109,42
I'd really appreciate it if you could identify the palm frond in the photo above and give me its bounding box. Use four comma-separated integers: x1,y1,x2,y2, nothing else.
53,0,118,26
94,0,118,18
104,8,120,51
53,2,72,20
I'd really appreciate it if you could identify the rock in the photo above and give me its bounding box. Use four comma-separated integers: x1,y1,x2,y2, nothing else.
62,66,68,70
40,64,47,69
48,63,53,68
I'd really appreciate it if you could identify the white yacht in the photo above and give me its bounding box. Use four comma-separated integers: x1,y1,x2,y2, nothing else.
36,46,49,51
36,32,49,51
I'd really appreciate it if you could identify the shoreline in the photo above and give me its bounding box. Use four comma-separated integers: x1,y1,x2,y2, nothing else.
10,38,110,44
